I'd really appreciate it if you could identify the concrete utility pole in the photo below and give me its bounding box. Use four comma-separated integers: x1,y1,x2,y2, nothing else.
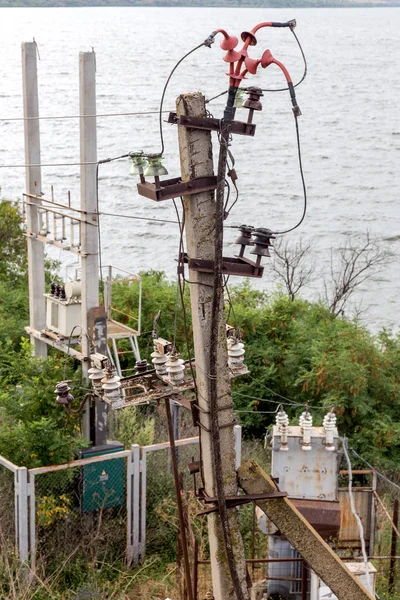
22,41,47,358
79,51,107,443
176,92,249,600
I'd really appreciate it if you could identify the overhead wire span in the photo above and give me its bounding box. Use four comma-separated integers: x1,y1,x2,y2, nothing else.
0,109,170,122
350,447,400,493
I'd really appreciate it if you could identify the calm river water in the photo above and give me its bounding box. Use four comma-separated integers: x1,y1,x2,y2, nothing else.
0,7,399,332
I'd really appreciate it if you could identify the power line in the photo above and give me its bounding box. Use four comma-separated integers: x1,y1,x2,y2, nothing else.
350,447,400,493
99,211,178,225
0,109,170,122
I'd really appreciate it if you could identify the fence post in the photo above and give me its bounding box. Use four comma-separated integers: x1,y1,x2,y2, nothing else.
139,448,147,559
127,444,140,566
28,472,36,575
234,424,242,470
15,467,29,565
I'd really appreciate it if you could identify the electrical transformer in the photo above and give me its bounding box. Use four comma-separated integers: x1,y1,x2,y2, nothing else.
267,420,340,600
45,280,82,337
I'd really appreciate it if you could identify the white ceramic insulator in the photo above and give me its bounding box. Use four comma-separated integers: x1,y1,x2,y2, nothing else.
88,365,105,394
166,355,185,385
151,349,168,376
300,411,313,451
276,410,289,451
323,412,337,451
227,338,245,368
101,372,121,403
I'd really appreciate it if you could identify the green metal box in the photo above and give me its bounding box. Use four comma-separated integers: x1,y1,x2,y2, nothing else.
79,443,125,513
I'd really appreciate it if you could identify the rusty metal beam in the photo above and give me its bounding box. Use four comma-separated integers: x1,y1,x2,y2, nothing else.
238,460,374,600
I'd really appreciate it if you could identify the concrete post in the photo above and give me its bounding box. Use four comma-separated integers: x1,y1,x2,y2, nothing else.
22,42,47,357
176,92,249,600
79,51,99,440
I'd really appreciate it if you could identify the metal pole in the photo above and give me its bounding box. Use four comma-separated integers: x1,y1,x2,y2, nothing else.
165,397,193,600
21,42,47,358
79,50,100,442
389,498,399,593
176,91,249,600
302,560,308,600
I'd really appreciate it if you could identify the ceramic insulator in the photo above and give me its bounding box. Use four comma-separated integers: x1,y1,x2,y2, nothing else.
227,337,245,369
300,411,312,451
323,412,337,451
151,348,168,376
101,370,121,404
276,409,289,451
166,354,185,385
88,365,105,395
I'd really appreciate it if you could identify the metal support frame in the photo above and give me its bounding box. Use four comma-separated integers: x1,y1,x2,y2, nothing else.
168,112,256,137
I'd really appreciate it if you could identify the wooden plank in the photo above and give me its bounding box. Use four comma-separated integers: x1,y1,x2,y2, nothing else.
238,460,374,600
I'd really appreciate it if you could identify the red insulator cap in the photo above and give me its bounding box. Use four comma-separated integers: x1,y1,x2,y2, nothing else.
244,56,260,74
261,49,274,68
240,31,257,46
228,72,246,81
223,49,241,63
220,35,239,50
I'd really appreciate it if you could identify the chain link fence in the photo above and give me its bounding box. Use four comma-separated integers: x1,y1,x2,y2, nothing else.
32,457,128,581
0,462,15,548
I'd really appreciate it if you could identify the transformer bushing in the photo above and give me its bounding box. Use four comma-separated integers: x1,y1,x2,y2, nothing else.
276,408,289,451
101,365,122,404
88,363,105,396
299,410,313,451
151,347,168,376
166,353,185,386
323,411,337,452
227,336,245,369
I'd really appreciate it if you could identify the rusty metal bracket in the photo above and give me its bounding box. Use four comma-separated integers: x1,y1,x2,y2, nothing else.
192,402,234,415
137,175,217,202
196,491,288,516
184,253,264,279
168,112,256,137
196,419,238,433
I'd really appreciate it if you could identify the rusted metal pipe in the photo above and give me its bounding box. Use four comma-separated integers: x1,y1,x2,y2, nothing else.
389,499,399,593
302,561,308,600
165,397,194,600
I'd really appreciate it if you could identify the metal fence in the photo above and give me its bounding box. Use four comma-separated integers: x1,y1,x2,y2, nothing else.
0,426,242,579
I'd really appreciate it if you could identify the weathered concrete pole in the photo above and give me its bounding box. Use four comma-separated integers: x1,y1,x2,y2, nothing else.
176,91,249,600
79,51,107,444
22,41,47,358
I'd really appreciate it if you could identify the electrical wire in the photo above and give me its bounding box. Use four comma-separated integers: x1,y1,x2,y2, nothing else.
272,115,307,235
63,324,91,381
261,27,307,93
342,437,373,594
0,110,170,122
158,41,208,156
206,89,228,104
349,447,400,493
99,211,178,225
